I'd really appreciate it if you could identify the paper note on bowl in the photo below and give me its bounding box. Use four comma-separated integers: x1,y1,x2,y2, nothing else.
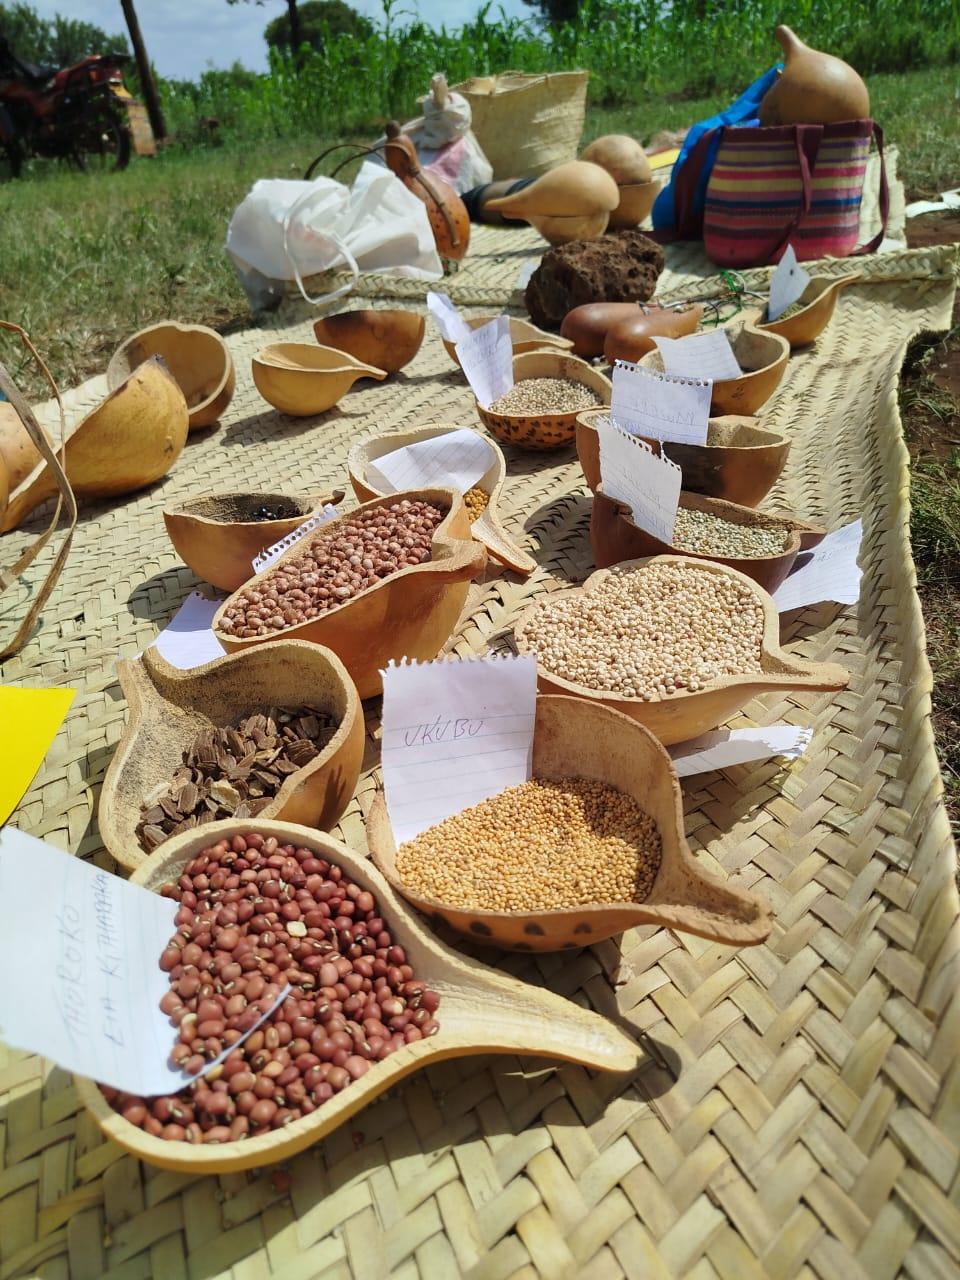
149,590,225,670
0,827,288,1095
655,329,741,381
457,315,514,408
251,504,340,573
610,360,711,445
380,653,537,844
598,417,682,544
366,429,495,497
427,290,471,345
774,519,863,612
670,725,812,776
0,685,76,825
767,244,811,322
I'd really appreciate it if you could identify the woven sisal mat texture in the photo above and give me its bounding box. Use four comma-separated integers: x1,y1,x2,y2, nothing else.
0,238,957,1280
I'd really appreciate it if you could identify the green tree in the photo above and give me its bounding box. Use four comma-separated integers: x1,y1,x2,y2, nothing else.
521,0,582,23
265,0,373,54
0,1,128,65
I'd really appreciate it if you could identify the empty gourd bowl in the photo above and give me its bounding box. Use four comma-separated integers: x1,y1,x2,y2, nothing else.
527,210,611,245
607,179,661,230
575,407,790,507
98,642,365,874
442,316,573,368
515,555,849,745
591,487,825,593
639,324,790,416
367,694,773,953
312,309,426,374
162,488,345,592
211,488,487,699
75,817,643,1173
347,424,536,575
252,343,387,416
476,351,612,451
755,274,861,349
0,356,189,533
107,322,235,431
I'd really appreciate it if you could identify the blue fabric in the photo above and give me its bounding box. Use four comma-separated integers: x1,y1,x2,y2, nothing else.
652,65,782,232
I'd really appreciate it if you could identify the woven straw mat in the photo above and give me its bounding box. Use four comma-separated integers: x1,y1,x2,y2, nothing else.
1,237,958,1280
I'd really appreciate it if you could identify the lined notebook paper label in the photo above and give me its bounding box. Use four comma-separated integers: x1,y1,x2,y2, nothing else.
598,417,682,544
366,429,494,496
251,504,340,573
149,590,225,669
670,725,813,776
457,316,514,408
767,244,811,321
655,329,741,381
380,654,537,844
610,360,711,445
774,519,863,611
427,290,470,345
0,827,288,1095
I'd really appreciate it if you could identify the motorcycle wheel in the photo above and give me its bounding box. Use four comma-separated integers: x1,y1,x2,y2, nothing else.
0,137,22,181
72,96,131,173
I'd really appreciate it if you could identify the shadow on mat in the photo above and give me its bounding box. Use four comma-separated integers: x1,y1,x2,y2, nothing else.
126,567,207,624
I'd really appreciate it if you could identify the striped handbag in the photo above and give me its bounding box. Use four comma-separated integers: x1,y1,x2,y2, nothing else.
689,120,887,267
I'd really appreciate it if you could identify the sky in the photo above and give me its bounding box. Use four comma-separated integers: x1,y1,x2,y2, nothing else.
25,0,534,82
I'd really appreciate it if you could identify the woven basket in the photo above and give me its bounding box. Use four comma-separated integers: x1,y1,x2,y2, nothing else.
452,70,588,179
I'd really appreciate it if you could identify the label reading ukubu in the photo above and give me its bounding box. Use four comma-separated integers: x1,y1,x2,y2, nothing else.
380,653,537,844
597,417,682,545
456,315,514,408
610,360,711,445
0,827,289,1095
251,504,340,574
767,244,811,321
655,328,741,381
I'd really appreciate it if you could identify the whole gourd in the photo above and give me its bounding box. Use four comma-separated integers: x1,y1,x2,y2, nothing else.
759,25,870,126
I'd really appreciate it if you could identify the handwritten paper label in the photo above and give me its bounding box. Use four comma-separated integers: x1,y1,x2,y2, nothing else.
774,519,863,612
670,725,812,776
380,654,537,844
597,417,682,544
457,315,514,408
427,290,470,345
251,505,340,574
655,329,741,381
0,827,288,1095
366,429,494,496
767,244,811,321
610,360,711,445
149,591,225,670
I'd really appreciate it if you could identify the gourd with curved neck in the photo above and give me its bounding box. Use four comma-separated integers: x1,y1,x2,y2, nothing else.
758,25,870,125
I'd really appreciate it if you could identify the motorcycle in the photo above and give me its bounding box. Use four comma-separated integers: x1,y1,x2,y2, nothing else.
0,42,134,179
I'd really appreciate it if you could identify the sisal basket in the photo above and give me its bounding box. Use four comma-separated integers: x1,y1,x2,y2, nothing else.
451,70,588,179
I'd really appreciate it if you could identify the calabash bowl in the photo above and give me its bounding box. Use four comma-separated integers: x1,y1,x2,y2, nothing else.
640,324,790,416
98,642,364,873
107,322,235,431
476,351,612,451
252,343,386,416
754,274,862,349
607,179,661,229
441,315,573,368
312,309,425,374
75,817,642,1173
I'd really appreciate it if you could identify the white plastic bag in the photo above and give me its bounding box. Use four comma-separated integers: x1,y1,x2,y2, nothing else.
225,161,443,310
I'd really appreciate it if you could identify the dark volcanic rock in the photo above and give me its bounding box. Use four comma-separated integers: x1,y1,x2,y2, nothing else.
525,230,666,331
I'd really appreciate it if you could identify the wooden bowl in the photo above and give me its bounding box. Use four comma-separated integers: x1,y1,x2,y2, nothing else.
575,408,791,507
162,488,345,592
107,322,235,431
212,489,487,699
607,180,661,230
98,643,364,873
347,424,535,575
312,310,425,374
591,487,824,593
639,324,790,416
476,351,612,452
0,356,188,533
75,817,642,1173
367,695,772,953
441,316,573,368
252,343,386,416
514,556,849,745
754,274,861,349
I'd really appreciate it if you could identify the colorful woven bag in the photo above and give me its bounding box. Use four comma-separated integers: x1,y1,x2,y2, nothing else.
670,119,887,267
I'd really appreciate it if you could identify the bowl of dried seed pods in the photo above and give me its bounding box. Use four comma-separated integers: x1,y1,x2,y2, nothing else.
591,488,825,593
576,408,791,507
754,274,861,350
367,695,772,953
99,641,365,872
639,323,789,416
514,556,849,745
76,818,642,1172
347,424,536,575
211,489,487,698
475,351,612,451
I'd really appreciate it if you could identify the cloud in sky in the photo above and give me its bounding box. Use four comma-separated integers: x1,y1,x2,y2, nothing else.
22,0,535,81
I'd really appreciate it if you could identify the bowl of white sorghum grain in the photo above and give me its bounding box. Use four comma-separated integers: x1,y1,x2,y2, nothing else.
639,323,790,416
591,488,825,593
514,557,849,745
366,695,773,952
753,273,861,351
212,489,487,699
576,408,791,507
441,315,573,367
475,350,612,450
77,818,641,1172
347,424,536,576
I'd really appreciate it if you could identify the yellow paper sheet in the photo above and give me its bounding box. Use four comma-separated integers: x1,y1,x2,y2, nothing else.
0,686,76,824
649,148,681,169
